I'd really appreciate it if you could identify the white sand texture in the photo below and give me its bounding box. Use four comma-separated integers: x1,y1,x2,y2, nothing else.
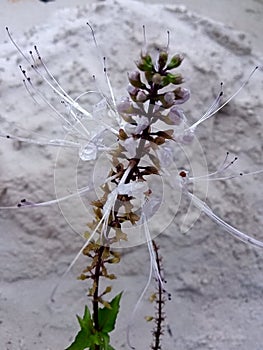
0,0,263,349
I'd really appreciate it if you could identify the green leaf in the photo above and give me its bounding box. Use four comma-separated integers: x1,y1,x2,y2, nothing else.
98,292,123,333
65,305,94,350
108,345,115,350
101,333,110,350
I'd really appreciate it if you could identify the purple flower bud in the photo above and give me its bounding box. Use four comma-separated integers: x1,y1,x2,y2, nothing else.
128,70,145,88
128,71,140,81
127,85,139,99
169,106,185,125
174,87,190,104
164,92,175,106
117,98,133,113
136,90,148,102
181,130,194,144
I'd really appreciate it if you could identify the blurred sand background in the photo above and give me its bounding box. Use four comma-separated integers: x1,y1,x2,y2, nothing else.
1,0,263,52
0,1,263,350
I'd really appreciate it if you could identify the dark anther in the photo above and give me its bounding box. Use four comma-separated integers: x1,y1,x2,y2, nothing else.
21,199,26,203
17,203,21,207
179,170,187,178
6,135,10,138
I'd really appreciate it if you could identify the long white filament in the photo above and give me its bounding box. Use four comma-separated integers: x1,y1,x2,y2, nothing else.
188,66,258,131
0,185,91,210
187,191,263,248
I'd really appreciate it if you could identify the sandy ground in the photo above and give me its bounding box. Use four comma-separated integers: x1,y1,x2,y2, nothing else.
0,1,263,350
1,0,263,52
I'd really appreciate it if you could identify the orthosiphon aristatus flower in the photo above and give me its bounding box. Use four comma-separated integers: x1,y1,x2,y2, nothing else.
1,25,263,349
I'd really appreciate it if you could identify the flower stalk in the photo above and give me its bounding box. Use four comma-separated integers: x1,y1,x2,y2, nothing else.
151,240,166,350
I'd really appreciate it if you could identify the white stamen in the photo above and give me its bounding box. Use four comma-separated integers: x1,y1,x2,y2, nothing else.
187,191,263,249
0,133,79,149
0,185,91,210
7,28,119,137
188,67,258,131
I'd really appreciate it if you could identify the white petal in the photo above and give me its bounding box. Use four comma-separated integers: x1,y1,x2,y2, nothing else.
118,181,148,198
123,137,138,158
79,142,97,161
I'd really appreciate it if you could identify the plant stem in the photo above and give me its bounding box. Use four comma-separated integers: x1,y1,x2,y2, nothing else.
152,240,164,350
93,246,105,350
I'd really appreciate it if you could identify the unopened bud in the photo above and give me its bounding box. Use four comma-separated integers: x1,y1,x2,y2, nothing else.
174,87,190,104
166,54,183,70
152,73,162,85
136,90,148,102
169,106,185,125
161,73,183,87
158,51,168,70
145,71,154,84
128,70,145,88
181,130,194,144
127,85,139,101
117,98,134,113
136,53,154,72
164,92,175,107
